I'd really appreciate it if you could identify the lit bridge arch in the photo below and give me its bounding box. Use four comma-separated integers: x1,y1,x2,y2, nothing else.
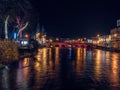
46,42,90,48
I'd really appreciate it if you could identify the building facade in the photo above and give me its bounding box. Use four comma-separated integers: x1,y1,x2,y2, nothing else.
111,27,120,49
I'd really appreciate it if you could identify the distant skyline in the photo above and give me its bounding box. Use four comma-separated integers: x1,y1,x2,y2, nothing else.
31,0,120,38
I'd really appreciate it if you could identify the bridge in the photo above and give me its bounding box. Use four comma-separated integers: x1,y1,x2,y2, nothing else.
45,42,91,48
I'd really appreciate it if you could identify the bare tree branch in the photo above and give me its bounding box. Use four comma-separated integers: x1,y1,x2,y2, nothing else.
18,22,29,34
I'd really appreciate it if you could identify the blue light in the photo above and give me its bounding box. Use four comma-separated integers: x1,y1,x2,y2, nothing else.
14,32,17,39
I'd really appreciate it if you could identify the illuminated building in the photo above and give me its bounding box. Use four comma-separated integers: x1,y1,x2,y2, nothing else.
98,35,112,47
111,27,120,49
92,35,112,47
91,37,98,45
35,23,47,45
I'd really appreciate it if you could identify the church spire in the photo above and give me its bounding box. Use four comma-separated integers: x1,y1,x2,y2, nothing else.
36,23,41,32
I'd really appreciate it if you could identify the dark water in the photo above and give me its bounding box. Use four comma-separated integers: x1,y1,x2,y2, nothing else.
0,47,120,90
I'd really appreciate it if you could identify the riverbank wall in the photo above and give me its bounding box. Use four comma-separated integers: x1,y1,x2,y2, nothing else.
94,45,120,52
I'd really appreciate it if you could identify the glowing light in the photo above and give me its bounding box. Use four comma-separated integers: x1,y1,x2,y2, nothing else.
14,32,17,39
56,38,59,41
43,48,47,59
68,45,72,48
55,47,59,61
77,48,80,60
36,32,41,43
42,35,46,44
24,34,29,38
35,48,43,62
109,53,119,86
49,39,53,42
97,34,100,37
94,50,102,80
23,58,30,67
114,33,117,37
20,40,28,46
48,48,52,60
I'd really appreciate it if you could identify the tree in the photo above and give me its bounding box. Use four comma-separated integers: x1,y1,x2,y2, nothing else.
0,0,34,39
16,17,29,40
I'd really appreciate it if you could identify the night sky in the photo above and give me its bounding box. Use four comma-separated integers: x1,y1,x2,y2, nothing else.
31,0,120,38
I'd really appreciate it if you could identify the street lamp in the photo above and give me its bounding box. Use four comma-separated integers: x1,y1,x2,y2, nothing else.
97,34,100,37
49,39,53,43
24,34,29,39
56,38,59,42
114,33,117,37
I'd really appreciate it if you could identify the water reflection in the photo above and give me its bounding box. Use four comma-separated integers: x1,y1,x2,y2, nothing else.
109,53,119,87
35,48,48,74
54,47,60,71
16,68,30,89
34,47,61,89
48,48,52,61
1,47,120,89
1,70,9,90
16,57,34,89
19,57,34,68
74,48,86,77
94,50,102,80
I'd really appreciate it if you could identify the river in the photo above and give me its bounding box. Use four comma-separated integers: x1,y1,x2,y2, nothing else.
0,47,120,90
